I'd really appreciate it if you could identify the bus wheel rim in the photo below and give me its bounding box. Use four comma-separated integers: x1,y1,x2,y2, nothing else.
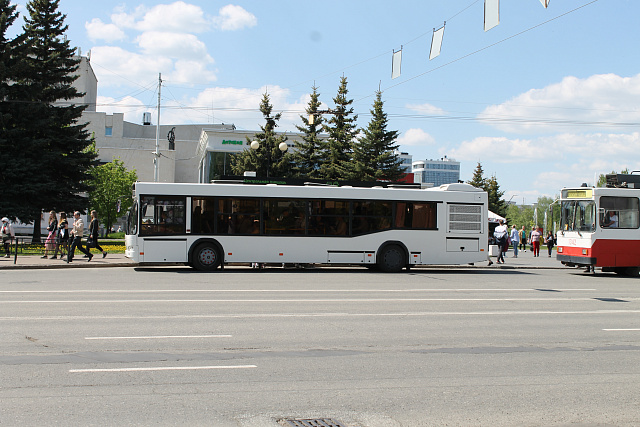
199,248,216,265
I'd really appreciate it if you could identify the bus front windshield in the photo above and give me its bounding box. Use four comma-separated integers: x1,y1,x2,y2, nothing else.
126,199,138,235
561,200,595,232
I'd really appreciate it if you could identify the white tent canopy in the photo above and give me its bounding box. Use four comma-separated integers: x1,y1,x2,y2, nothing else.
488,210,505,223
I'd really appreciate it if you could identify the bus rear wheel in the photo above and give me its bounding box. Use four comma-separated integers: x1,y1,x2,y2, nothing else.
192,243,222,271
378,244,406,273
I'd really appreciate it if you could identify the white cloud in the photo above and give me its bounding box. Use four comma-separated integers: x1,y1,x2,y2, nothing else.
96,95,146,124
169,60,217,85
482,73,640,133
130,1,210,33
137,31,210,61
397,128,436,147
449,131,640,164
85,18,126,42
156,85,302,130
449,136,547,163
90,46,174,87
406,103,446,115
212,5,257,31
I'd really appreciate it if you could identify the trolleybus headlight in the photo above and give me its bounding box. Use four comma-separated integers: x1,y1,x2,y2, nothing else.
582,249,588,255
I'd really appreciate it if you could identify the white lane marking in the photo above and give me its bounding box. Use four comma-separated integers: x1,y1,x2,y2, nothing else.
603,328,640,331
85,335,232,340
69,365,257,373
0,288,597,293
0,297,631,303
4,310,640,321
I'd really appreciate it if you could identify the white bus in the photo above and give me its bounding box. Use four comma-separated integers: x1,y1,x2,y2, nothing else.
556,174,640,277
125,181,488,272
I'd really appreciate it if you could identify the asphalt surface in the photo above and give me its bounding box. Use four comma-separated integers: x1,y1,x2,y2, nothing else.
0,247,564,270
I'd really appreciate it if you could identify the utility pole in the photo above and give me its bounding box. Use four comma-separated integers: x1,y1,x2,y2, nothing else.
153,73,162,182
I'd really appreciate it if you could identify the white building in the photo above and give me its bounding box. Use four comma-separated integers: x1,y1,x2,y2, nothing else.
412,156,461,187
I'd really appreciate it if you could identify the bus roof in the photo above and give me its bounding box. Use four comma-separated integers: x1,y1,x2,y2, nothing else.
132,181,485,201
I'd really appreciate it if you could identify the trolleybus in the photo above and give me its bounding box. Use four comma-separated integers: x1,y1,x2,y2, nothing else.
556,173,640,276
125,180,488,272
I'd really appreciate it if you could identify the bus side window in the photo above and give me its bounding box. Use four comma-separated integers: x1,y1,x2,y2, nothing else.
600,196,639,229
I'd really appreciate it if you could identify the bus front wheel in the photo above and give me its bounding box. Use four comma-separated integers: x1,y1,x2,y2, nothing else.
192,243,222,271
378,244,406,273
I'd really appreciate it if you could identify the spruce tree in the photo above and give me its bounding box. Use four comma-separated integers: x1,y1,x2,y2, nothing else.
319,76,358,181
5,0,96,239
231,92,291,178
486,174,507,218
467,162,487,190
292,85,324,179
0,0,25,220
351,90,404,182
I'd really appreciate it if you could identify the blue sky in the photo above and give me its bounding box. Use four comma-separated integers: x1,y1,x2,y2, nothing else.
10,0,640,204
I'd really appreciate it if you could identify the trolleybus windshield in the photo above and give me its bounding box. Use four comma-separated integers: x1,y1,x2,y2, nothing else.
561,200,595,232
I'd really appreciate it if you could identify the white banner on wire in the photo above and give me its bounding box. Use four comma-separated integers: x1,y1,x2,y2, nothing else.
392,48,402,79
429,25,445,60
484,0,500,31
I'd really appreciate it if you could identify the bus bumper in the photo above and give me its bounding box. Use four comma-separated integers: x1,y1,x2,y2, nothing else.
557,254,596,267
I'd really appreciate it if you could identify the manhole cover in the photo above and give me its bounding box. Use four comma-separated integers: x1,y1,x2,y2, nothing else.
282,419,347,427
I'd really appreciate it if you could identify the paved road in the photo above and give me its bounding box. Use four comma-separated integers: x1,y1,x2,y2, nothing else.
1,266,639,426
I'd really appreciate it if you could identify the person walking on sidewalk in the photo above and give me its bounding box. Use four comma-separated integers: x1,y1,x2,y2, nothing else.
510,225,520,258
41,211,58,259
67,211,92,262
519,225,527,252
493,220,508,264
52,212,69,259
88,210,107,258
530,226,541,257
545,231,555,257
1,217,15,258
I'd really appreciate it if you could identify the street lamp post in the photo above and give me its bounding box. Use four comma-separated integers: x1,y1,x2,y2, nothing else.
250,140,288,178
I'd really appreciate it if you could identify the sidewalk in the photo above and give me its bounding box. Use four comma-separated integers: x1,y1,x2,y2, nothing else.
0,252,136,270
0,248,563,270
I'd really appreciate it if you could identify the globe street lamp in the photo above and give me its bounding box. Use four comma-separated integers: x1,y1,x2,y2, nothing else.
250,140,288,178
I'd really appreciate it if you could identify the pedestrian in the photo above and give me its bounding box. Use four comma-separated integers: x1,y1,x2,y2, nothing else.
493,220,508,264
67,211,93,262
530,226,541,257
41,211,58,258
545,231,555,257
1,217,15,258
52,212,68,259
510,225,520,258
88,210,107,258
519,225,527,252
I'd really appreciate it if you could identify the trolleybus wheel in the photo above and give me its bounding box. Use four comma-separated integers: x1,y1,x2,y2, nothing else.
378,244,406,273
192,243,222,271
625,267,640,277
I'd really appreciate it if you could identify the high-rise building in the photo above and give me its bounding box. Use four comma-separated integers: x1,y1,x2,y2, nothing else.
412,156,460,187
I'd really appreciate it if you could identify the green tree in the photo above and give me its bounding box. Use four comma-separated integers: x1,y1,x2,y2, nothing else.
350,90,404,182
87,158,137,237
3,0,96,240
486,174,506,218
292,85,324,179
506,204,534,229
231,92,291,178
597,168,629,187
319,76,358,181
467,162,487,189
0,0,27,221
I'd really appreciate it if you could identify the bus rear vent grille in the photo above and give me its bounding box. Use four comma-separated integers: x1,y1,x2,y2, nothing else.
448,204,482,233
